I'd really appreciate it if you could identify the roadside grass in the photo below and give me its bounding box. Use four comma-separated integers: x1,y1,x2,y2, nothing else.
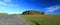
20,15,60,25
0,13,9,16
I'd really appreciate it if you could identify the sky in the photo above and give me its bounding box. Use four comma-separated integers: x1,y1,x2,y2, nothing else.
0,0,60,14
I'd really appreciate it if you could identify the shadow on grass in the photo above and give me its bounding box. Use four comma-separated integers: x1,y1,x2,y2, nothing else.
30,20,41,25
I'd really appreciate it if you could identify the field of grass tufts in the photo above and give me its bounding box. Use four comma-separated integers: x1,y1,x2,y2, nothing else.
20,15,60,25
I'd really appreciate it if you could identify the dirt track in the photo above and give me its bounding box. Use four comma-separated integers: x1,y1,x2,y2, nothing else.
0,15,30,25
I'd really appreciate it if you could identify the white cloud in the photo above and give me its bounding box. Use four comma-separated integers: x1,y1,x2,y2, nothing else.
3,0,11,2
0,1,19,7
0,1,8,6
45,5,60,12
0,1,19,14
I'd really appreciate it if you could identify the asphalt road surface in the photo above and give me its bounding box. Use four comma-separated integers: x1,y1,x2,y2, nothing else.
0,15,30,25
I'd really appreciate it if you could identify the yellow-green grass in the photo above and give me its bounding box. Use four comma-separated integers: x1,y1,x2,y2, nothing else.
20,15,60,25
0,13,8,16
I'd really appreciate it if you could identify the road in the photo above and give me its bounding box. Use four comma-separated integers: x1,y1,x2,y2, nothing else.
0,15,30,25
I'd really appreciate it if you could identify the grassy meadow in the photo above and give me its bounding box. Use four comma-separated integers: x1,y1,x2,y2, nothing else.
20,15,60,25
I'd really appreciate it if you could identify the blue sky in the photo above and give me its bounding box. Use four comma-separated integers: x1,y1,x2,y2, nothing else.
0,0,60,14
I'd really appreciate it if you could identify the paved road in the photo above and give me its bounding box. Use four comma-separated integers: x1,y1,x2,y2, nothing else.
0,15,30,25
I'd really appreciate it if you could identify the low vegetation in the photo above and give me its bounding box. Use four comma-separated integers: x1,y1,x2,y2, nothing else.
20,15,60,25
0,13,8,16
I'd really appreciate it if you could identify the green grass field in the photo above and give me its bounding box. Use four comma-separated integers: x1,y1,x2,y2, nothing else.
20,15,60,25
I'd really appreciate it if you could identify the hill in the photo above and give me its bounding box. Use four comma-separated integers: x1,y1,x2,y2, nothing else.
22,10,44,15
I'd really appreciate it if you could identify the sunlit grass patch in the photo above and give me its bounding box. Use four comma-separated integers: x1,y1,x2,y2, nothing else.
20,15,60,25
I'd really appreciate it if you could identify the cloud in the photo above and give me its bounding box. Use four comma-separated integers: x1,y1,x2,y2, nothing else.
0,1,8,5
0,1,19,14
0,1,19,7
45,5,60,12
3,0,11,2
